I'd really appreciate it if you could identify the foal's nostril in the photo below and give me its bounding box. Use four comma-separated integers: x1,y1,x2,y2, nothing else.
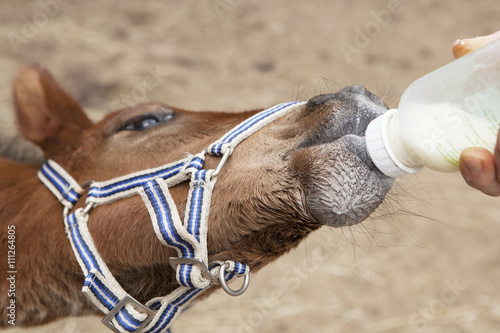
305,87,369,114
300,86,387,149
305,93,337,111
306,85,386,113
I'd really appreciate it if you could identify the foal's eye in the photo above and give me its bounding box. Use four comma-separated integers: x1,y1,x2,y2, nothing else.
118,113,174,132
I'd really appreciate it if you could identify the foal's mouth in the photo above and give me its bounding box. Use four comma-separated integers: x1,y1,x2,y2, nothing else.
292,86,394,227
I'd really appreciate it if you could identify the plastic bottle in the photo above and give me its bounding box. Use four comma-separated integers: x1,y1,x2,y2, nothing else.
366,38,500,178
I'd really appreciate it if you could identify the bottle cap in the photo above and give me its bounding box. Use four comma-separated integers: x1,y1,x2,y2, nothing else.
365,109,422,178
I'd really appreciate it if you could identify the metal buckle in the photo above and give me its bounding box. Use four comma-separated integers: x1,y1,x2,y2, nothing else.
218,262,250,297
169,257,219,284
101,295,156,333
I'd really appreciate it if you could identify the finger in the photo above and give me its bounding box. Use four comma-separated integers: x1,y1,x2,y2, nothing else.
494,128,500,185
460,147,500,196
453,30,500,58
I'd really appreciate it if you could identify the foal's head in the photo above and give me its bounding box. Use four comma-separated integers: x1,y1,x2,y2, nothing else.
12,65,392,298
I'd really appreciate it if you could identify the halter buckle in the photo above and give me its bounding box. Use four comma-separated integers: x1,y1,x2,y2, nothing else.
102,295,156,333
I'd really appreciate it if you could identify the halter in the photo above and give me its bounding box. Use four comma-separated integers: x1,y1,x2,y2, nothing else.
38,101,305,333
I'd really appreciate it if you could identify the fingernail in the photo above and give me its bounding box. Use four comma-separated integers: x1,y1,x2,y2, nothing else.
463,156,484,174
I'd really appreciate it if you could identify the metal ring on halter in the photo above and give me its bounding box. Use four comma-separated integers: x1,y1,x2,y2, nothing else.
218,262,250,297
211,148,233,179
63,207,70,219
82,202,94,216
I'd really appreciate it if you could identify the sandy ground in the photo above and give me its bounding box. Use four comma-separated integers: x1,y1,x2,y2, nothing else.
1,0,500,332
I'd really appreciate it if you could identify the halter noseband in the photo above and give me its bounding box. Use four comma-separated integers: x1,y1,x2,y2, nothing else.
38,101,305,333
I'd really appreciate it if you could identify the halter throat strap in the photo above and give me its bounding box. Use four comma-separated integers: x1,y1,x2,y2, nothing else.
38,101,305,333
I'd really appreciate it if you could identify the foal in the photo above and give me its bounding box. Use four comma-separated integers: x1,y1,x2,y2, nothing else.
0,65,392,331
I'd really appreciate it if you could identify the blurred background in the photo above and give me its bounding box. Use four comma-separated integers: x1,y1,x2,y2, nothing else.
1,1,500,332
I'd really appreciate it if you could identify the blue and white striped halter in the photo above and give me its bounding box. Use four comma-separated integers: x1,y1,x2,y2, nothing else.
38,101,305,333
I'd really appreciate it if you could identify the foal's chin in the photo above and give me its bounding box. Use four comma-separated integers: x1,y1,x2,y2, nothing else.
292,139,393,228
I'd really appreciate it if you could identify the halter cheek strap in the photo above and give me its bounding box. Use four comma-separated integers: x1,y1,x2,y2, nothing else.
39,160,84,210
37,101,305,333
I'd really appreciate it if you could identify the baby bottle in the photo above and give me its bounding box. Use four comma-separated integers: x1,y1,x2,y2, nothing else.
366,38,500,178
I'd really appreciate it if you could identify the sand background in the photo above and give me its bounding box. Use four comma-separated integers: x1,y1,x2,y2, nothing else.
1,0,500,332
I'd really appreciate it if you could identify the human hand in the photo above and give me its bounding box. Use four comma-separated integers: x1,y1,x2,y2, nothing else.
460,132,500,196
456,31,500,196
453,30,500,58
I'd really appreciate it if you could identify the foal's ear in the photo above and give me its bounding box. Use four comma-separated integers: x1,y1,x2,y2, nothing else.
13,64,93,158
